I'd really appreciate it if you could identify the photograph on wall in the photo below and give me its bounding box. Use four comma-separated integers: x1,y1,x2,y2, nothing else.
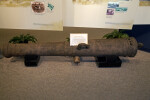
139,0,150,6
115,7,128,12
31,2,45,13
106,9,114,15
108,2,119,8
0,0,63,31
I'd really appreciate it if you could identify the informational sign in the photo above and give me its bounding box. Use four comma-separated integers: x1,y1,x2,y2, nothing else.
70,34,88,46
0,0,63,31
72,0,139,29
139,0,150,6
64,0,150,26
105,0,139,29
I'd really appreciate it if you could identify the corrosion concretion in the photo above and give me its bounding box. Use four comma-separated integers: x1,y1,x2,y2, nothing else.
1,37,138,58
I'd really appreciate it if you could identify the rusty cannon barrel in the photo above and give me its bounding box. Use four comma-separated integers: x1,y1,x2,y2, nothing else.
1,37,138,58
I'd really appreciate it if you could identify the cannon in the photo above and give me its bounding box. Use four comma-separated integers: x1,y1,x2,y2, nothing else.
0,37,139,67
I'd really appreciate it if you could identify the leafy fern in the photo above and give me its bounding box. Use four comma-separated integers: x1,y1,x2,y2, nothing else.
9,34,37,43
103,30,129,39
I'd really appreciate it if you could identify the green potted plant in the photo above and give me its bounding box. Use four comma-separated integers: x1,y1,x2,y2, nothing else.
103,30,129,39
9,34,40,67
9,34,37,43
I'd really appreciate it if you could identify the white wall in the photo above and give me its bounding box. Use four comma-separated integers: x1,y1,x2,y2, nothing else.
63,0,74,26
134,6,150,24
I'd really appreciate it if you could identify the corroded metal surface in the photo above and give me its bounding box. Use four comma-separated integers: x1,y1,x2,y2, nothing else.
1,37,138,58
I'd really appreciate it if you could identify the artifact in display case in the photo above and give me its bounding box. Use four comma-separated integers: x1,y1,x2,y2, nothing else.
0,37,141,67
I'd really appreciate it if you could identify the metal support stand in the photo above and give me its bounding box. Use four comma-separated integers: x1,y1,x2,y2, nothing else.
95,56,122,67
0,51,3,59
24,55,40,67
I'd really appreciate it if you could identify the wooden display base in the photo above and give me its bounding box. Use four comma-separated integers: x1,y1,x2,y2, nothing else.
95,56,122,67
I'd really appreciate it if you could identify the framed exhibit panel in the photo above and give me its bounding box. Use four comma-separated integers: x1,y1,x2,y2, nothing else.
63,0,139,29
0,0,63,31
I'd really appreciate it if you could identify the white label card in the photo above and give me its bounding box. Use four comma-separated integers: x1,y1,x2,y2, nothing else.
70,34,88,46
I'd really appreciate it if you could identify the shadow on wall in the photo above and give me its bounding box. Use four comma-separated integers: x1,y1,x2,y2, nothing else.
120,25,150,53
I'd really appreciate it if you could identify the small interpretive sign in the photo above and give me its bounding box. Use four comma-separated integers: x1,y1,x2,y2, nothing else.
70,33,88,46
